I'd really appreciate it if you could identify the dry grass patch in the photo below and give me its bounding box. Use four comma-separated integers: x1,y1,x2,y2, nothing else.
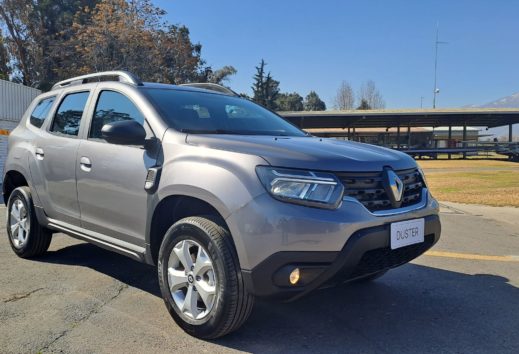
418,159,518,170
424,170,519,207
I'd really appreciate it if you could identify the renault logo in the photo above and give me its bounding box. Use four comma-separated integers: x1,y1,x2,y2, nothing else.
383,169,404,206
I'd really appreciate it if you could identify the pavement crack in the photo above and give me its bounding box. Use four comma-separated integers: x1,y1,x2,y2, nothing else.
38,282,128,353
3,287,44,303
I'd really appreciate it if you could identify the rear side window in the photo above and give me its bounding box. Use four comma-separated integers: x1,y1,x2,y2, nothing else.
29,97,55,128
89,90,145,139
50,92,90,136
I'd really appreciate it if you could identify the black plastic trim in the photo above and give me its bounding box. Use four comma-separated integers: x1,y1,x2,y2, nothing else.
243,214,441,301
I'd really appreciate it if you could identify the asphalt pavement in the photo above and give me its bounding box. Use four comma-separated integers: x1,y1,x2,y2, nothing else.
1,203,518,354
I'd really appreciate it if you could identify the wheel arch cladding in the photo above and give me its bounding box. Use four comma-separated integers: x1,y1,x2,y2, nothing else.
3,170,29,206
148,195,235,265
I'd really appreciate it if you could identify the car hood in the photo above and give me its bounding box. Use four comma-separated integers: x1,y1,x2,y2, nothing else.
186,135,417,172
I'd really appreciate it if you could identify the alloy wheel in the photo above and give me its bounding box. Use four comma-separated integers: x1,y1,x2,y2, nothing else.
9,199,30,249
167,239,217,320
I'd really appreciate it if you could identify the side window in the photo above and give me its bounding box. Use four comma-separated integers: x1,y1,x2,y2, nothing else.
90,91,145,139
50,92,90,136
29,97,55,128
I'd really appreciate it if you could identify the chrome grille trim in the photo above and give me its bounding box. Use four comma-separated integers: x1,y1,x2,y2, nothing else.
337,168,426,213
343,188,428,216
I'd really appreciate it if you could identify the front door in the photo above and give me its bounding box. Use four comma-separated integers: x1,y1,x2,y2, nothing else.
76,90,158,247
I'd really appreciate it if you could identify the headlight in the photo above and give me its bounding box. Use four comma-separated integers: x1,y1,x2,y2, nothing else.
256,166,344,209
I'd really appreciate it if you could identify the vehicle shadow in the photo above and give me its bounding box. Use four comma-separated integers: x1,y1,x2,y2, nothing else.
39,242,161,297
37,242,519,353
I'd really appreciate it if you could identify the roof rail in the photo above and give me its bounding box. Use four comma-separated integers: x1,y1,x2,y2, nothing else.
51,71,143,90
180,83,239,97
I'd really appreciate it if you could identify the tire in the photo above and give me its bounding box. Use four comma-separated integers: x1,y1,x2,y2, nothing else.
157,216,254,339
352,270,388,283
6,186,52,258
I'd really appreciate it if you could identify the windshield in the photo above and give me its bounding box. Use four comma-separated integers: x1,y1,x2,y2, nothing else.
143,88,307,136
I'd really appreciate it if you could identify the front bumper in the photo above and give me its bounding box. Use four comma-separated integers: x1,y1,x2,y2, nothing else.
242,214,441,300
226,187,440,270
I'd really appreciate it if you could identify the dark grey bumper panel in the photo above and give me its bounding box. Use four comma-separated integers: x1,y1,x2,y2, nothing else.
242,214,441,300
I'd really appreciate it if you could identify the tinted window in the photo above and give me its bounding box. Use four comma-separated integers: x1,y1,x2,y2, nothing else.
143,89,306,137
29,97,55,128
90,91,145,139
51,92,90,136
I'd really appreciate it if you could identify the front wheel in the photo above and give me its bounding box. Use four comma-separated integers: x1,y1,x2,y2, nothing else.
6,186,52,258
157,216,254,339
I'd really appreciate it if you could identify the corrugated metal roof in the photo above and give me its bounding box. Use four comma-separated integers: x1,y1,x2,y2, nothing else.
0,79,41,122
279,108,519,129
305,127,484,138
305,127,432,134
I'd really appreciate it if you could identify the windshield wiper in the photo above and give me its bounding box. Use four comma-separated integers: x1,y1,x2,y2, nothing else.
180,128,302,136
179,128,219,134
214,129,260,135
180,128,268,135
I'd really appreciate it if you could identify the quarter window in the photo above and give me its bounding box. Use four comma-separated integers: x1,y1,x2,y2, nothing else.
90,91,145,139
29,97,55,128
50,92,90,136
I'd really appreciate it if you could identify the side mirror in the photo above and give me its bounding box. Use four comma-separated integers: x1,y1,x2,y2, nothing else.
101,120,146,146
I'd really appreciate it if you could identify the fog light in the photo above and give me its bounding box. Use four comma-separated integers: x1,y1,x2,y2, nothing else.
289,268,300,285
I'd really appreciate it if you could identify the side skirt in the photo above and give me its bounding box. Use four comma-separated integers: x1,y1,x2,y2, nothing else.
43,214,146,263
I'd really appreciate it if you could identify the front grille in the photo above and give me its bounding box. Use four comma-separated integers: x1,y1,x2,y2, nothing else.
337,168,424,212
347,234,435,279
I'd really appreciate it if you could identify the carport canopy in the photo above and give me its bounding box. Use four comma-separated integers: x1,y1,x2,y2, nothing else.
279,108,519,129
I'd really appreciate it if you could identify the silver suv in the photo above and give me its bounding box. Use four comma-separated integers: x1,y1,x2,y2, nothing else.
3,71,441,338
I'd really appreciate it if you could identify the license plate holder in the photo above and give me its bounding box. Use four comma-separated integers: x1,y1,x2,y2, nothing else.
390,218,425,250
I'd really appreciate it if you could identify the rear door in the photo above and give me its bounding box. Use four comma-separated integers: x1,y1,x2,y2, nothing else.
28,90,92,226
76,89,158,246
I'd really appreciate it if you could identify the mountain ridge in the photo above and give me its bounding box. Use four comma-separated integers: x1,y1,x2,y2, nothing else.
472,92,519,139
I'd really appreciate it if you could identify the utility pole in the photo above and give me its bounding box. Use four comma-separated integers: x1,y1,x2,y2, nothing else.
420,96,424,108
433,23,447,108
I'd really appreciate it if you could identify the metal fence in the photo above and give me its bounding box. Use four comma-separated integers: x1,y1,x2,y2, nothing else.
0,79,41,122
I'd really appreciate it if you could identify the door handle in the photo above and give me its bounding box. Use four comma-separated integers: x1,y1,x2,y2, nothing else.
80,156,92,172
35,148,44,160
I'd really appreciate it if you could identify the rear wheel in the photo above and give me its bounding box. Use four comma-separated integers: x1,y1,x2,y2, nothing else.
157,216,254,339
6,186,52,258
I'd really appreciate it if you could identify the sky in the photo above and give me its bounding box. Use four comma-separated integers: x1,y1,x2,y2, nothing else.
156,0,519,109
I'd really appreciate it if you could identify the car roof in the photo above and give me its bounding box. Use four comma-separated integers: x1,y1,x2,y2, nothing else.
47,71,240,100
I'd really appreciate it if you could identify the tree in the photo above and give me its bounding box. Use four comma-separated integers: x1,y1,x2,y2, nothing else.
334,80,355,110
0,0,233,88
357,98,371,110
0,28,10,80
251,59,279,110
263,72,280,110
0,0,40,85
358,80,385,109
60,0,206,84
202,65,237,84
0,0,100,88
304,91,326,111
276,92,304,111
251,59,266,103
147,25,205,84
